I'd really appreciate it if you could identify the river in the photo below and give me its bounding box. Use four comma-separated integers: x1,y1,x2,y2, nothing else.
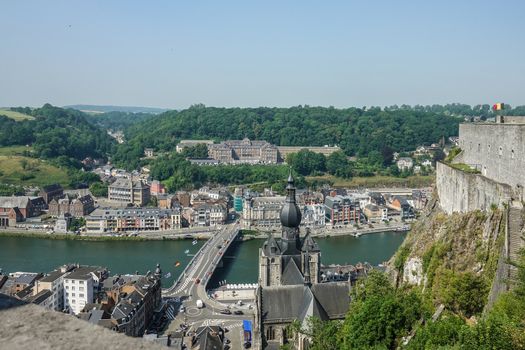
0,231,406,288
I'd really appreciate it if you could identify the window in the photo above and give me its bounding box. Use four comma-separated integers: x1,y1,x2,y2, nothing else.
79,280,84,285
79,287,84,292
72,293,75,297
72,286,75,291
65,286,69,290
79,293,84,298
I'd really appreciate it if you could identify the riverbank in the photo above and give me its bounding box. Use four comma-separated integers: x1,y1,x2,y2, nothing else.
240,221,410,240
1,221,410,242
0,230,213,242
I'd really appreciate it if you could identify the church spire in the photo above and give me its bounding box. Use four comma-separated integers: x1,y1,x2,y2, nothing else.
280,169,301,228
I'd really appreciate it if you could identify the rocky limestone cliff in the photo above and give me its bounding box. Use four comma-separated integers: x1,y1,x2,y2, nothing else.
389,193,507,304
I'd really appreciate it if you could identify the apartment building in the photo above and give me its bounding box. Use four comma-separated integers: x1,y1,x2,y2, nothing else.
191,203,227,226
85,207,182,233
63,266,108,315
33,265,75,311
242,196,285,227
108,178,150,206
324,195,362,226
302,204,326,227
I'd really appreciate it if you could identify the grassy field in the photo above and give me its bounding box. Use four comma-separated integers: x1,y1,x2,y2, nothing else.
307,174,435,188
0,108,34,121
0,146,70,187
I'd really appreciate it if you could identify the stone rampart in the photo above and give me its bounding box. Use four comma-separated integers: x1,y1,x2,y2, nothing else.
436,162,514,214
458,123,525,194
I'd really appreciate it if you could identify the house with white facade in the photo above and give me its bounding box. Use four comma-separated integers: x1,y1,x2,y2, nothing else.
63,266,108,314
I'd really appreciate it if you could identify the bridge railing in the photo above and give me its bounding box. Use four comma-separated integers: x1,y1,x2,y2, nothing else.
162,227,240,295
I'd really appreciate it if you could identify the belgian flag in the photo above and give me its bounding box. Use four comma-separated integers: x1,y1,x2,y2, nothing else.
493,103,504,111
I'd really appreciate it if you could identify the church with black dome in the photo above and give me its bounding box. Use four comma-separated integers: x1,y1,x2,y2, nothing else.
256,172,351,350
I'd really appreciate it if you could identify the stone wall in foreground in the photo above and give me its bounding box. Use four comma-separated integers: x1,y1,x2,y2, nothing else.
436,162,514,214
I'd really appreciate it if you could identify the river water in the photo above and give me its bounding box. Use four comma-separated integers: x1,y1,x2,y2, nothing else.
0,232,406,288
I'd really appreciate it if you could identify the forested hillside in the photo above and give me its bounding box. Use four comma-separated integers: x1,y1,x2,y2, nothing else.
114,105,461,163
84,111,158,131
0,104,114,160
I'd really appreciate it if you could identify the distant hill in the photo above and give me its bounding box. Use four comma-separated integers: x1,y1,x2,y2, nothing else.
0,108,35,121
64,104,170,114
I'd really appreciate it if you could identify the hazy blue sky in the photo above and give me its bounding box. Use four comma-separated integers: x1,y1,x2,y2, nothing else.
1,1,524,108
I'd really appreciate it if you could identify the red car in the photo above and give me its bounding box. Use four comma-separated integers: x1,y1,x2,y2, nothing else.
195,278,201,284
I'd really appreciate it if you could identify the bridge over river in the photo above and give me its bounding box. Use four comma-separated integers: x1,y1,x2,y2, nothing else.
162,221,257,348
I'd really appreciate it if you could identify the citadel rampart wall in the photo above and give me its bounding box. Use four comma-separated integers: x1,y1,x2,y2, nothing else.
458,123,525,191
436,162,513,214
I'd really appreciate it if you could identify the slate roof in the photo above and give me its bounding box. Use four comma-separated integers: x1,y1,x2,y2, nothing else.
0,196,30,209
311,282,351,319
261,281,351,324
42,184,62,193
65,266,103,281
193,326,224,350
281,258,304,286
15,273,39,285
300,232,320,252
112,300,134,322
28,289,52,305
263,234,282,256
40,270,66,283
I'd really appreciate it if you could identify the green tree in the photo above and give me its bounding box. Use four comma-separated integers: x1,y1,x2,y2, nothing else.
89,182,108,197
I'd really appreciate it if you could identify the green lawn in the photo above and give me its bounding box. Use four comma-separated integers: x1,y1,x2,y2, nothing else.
0,108,34,121
0,147,71,187
307,174,435,188
0,145,31,156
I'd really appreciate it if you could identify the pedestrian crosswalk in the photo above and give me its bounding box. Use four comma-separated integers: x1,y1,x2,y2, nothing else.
165,305,175,320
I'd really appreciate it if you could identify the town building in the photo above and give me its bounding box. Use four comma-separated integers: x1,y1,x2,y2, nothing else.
363,204,388,222
54,213,72,233
79,266,162,337
387,196,415,219
39,184,64,204
150,180,166,196
85,207,182,233
48,195,95,217
175,140,214,153
33,265,75,311
368,192,386,206
176,191,191,208
207,138,279,164
191,203,227,226
63,265,108,315
157,194,179,209
243,196,285,227
144,148,155,158
108,178,150,206
0,196,46,227
396,157,414,171
324,195,362,226
301,204,326,227
257,173,351,349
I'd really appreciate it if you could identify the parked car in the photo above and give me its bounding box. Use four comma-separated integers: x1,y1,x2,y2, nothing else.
233,310,243,315
220,309,232,315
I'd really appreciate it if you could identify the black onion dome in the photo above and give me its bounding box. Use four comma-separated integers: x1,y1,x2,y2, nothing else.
280,171,302,228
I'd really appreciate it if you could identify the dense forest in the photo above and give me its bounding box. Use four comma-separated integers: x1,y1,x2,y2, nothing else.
115,105,461,163
0,104,114,160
